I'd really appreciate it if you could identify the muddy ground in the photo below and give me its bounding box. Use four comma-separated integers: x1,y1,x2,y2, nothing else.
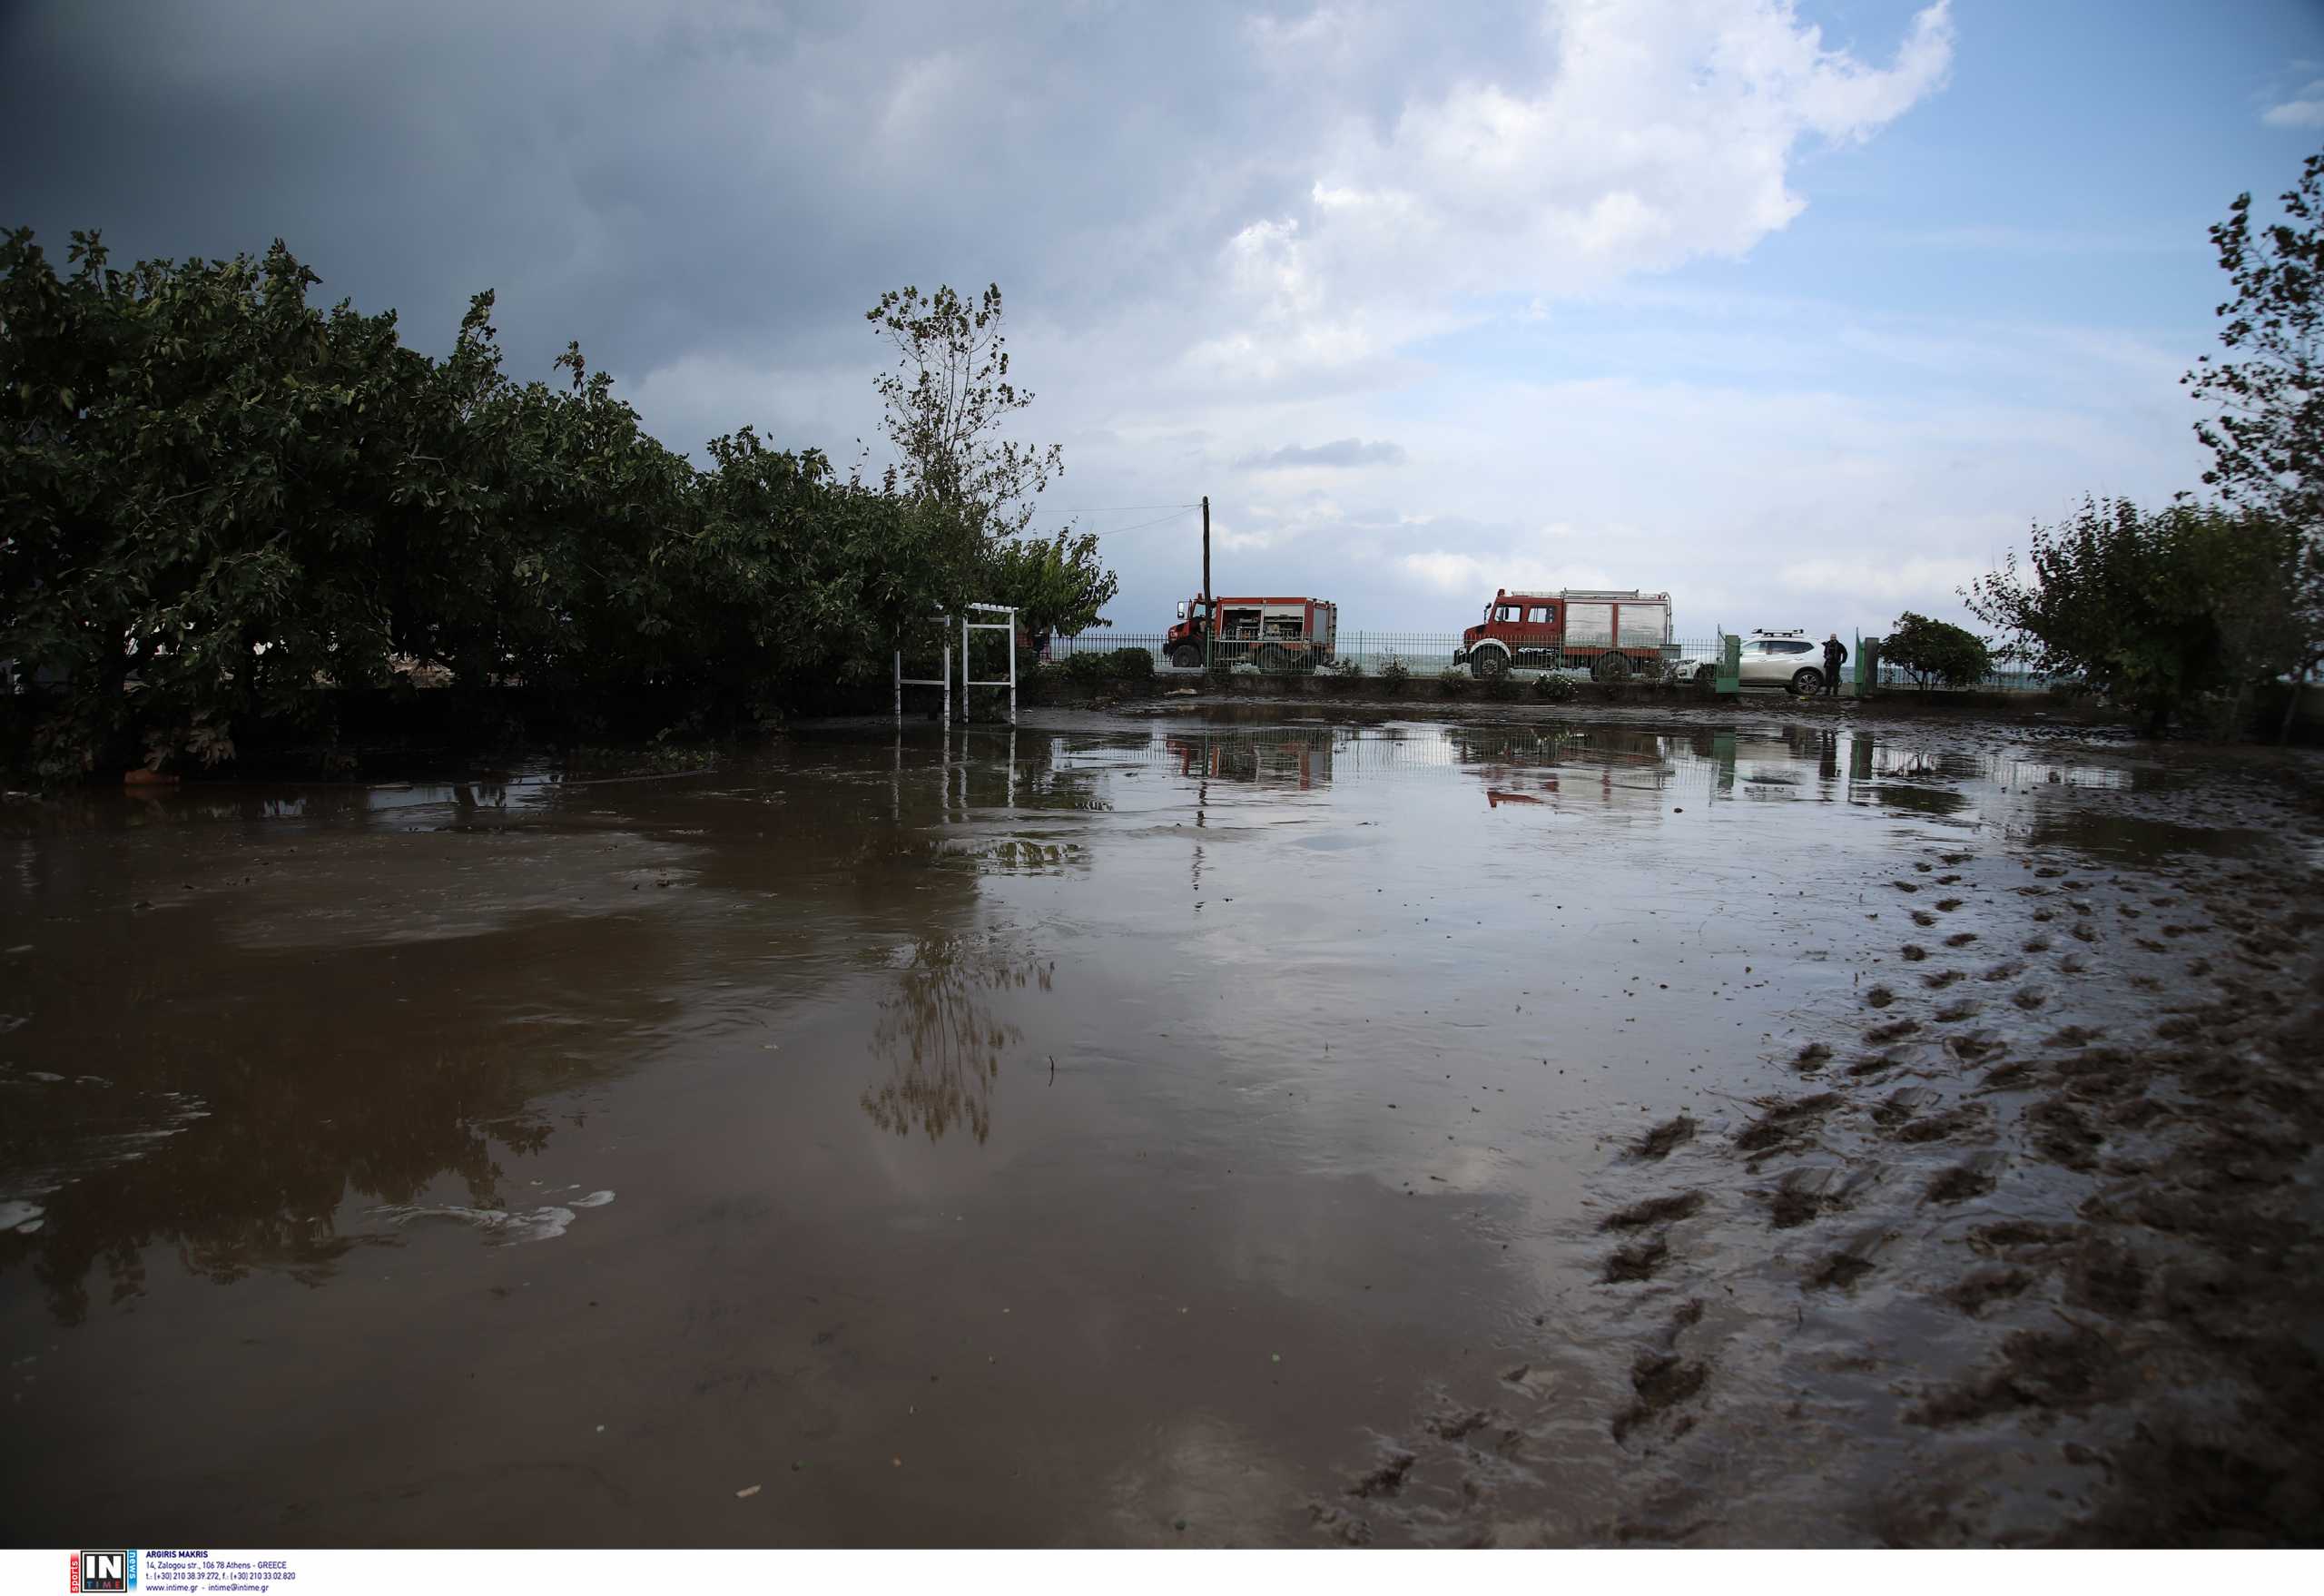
2,707,2319,1545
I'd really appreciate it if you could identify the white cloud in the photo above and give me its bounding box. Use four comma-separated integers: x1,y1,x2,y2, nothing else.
2262,96,2324,129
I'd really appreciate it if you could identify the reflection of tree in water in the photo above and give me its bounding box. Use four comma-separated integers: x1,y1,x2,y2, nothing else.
859,937,1052,1144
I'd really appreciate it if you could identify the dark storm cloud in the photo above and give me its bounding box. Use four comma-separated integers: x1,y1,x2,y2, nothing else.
0,0,1537,395
1234,438,1406,469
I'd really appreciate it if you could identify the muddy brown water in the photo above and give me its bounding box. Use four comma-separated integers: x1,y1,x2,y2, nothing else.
3,714,2319,1545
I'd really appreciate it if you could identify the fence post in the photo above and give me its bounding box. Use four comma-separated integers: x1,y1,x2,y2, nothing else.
1856,635,1880,699
1717,633,1740,695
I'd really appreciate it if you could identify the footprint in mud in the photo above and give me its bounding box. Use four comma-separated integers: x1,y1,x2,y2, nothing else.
1925,1164,1997,1205
1901,943,1930,961
1942,852,1975,866
1346,1450,1416,1499
2135,937,2168,953
1980,961,2024,983
1978,1060,2034,1091
1733,1094,1845,1167
2012,987,2047,1011
2058,953,2090,974
1911,910,1939,927
1603,1236,1670,1284
1764,1165,1868,1228
1610,1350,1709,1442
1935,898,1965,913
1935,874,1962,886
1893,881,1922,894
1923,969,1964,989
2034,865,2066,879
2066,1236,2148,1319
1601,1190,1706,1230
1865,1018,1922,1044
2044,1025,2101,1047
1944,931,1978,948
1914,862,1935,873
1906,1326,2124,1426
2023,935,2053,953
1934,1000,1980,1023
2187,957,2212,977
1847,1052,1904,1078
1945,1030,2006,1064
1794,1040,1834,1071
1865,985,1896,1010
2032,907,2057,922
2027,1098,2104,1171
1942,1266,2032,1317
2070,923,2100,944
1630,1115,1696,1160
1805,1246,1880,1292
1966,1219,2077,1256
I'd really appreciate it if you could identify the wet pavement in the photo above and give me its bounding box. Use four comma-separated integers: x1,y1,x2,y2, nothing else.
3,713,2319,1545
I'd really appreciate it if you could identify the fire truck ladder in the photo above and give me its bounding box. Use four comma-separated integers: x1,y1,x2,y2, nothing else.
894,604,1018,725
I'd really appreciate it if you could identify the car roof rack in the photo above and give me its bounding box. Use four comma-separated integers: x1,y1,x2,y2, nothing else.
1750,627,1807,637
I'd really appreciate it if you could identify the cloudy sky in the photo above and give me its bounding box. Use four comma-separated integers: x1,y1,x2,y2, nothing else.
5,0,2321,639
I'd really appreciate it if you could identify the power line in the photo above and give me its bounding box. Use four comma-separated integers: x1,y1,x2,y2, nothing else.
1055,503,1201,514
1068,507,1198,537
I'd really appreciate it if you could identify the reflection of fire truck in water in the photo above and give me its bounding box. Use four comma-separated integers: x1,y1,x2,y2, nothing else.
1167,730,1335,789
1452,588,1673,682
1167,596,1338,672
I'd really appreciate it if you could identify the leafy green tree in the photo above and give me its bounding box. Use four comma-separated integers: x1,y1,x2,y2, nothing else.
2183,148,2324,738
1965,497,2298,735
982,528,1118,638
1882,612,1992,691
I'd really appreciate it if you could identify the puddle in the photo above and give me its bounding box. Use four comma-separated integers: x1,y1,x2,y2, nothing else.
2,714,2317,1544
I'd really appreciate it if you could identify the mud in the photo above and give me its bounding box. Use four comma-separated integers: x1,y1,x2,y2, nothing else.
3,710,2320,1546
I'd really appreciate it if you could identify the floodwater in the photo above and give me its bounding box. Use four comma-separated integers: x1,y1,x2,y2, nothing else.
2,714,2316,1545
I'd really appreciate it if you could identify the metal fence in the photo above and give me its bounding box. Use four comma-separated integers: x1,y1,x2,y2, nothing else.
1049,627,2078,695
1046,629,1732,681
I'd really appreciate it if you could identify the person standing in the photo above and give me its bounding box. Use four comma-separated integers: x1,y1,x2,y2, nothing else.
1822,633,1847,697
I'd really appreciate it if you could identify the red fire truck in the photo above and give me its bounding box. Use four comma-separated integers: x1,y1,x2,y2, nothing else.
1167,595,1339,672
1451,587,1673,682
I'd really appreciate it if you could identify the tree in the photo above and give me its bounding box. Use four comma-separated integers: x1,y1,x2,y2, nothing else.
866,283,1062,541
1964,497,2298,736
2184,148,2324,738
981,528,1118,639
1883,612,1992,691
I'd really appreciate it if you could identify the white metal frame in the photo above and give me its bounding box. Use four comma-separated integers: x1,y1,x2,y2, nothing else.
894,604,1017,725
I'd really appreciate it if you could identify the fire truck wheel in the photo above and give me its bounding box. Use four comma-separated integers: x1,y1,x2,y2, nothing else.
1170,645,1202,669
1592,652,1633,684
1256,644,1291,675
1470,648,1507,679
1791,667,1823,695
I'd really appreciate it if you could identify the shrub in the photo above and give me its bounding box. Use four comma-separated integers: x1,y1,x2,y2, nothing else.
1482,673,1519,701
1883,612,1992,691
1437,667,1472,698
1327,655,1366,678
1109,646,1155,679
1378,656,1410,694
1532,673,1577,703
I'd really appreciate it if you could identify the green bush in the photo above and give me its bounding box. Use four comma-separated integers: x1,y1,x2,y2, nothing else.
1110,646,1155,679
1883,612,1992,691
1378,657,1410,694
1327,655,1366,678
1532,673,1577,703
1482,673,1519,701
1437,668,1472,698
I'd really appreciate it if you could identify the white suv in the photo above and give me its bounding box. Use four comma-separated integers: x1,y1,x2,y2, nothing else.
1670,631,1834,694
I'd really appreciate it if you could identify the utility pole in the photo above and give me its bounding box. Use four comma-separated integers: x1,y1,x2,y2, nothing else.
1201,495,1211,611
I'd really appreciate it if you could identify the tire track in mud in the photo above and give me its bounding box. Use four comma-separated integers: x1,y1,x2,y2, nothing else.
1307,744,2324,1546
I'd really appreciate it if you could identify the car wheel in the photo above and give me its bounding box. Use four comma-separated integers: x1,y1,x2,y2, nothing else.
1170,644,1201,669
1471,648,1507,679
1592,652,1632,684
1694,664,1716,688
1792,667,1823,695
